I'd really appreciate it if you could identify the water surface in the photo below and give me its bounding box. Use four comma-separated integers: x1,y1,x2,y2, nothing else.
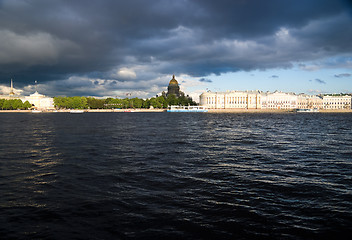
0,112,351,239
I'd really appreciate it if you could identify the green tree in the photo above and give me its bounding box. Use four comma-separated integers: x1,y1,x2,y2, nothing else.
23,101,32,110
166,94,178,106
12,99,23,110
2,100,12,110
87,97,105,109
0,99,4,109
131,97,144,108
54,97,65,109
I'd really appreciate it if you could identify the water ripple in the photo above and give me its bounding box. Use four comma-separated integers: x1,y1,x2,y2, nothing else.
0,112,351,239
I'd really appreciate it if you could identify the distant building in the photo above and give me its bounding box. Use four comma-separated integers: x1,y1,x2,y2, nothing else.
200,90,301,110
0,79,54,110
297,94,323,109
23,91,54,110
323,95,351,109
200,89,352,110
167,75,180,97
199,90,262,109
261,91,298,110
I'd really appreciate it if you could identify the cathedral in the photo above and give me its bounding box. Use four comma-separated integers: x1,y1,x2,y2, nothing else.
167,75,180,97
160,75,194,104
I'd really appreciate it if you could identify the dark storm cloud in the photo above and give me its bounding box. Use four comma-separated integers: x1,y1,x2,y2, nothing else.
0,0,351,95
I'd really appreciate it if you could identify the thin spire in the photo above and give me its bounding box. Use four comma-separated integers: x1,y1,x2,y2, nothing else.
9,78,15,96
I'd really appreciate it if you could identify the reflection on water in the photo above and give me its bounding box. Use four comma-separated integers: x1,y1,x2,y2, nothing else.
0,114,61,209
0,112,352,239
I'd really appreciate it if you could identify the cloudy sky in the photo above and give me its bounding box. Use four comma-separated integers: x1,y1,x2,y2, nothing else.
0,0,351,100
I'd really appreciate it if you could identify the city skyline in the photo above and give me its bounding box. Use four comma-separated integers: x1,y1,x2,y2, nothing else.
0,0,351,99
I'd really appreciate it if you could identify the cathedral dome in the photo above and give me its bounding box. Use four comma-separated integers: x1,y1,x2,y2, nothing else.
169,75,178,85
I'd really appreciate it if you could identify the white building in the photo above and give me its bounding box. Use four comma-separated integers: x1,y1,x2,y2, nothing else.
297,94,323,109
260,91,297,110
323,95,351,110
22,91,54,110
0,79,55,110
199,90,262,109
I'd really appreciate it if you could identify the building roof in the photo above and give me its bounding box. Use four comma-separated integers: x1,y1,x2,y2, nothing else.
169,75,178,85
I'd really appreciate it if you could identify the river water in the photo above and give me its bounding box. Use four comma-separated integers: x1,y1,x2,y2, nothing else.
0,112,351,239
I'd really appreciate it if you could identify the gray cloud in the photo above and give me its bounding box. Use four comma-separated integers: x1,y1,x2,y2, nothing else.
334,73,351,78
270,75,279,78
199,78,212,83
0,0,351,96
315,79,326,84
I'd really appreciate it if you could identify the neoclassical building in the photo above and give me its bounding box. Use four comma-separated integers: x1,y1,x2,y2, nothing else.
261,91,298,110
297,94,323,109
23,91,54,110
200,89,352,110
323,95,351,109
0,80,54,110
200,90,300,110
167,75,181,97
199,90,262,109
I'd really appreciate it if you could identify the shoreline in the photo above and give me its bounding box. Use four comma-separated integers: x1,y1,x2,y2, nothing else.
208,109,352,113
1,109,351,113
0,109,166,113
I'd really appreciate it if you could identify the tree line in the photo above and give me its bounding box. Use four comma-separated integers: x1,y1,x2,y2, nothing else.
0,99,32,110
53,95,197,109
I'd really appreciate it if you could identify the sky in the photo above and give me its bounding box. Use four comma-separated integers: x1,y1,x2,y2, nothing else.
0,0,351,101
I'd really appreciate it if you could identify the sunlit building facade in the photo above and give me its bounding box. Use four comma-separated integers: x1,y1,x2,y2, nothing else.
22,91,54,110
323,95,351,109
200,91,298,110
1,79,54,110
297,94,323,109
199,90,262,109
260,91,298,109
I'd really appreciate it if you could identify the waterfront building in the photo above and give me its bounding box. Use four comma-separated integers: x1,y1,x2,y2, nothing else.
1,79,54,110
199,89,352,111
255,91,297,110
323,95,351,109
297,94,323,109
199,90,262,109
23,91,54,110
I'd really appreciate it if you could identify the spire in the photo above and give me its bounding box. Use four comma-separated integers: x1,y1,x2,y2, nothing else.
172,74,175,80
9,79,15,96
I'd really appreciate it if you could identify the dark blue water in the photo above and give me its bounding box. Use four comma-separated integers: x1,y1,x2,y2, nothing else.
0,112,351,239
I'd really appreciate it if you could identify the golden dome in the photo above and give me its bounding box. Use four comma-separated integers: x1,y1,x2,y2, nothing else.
169,75,178,85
